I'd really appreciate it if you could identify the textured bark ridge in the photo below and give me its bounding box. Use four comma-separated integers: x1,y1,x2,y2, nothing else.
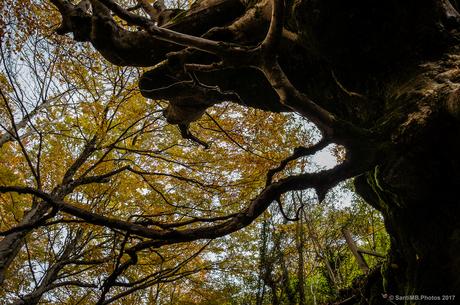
41,0,460,302
354,52,460,299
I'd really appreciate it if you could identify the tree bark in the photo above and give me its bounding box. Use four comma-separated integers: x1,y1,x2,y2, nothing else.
353,48,460,298
0,203,49,284
296,213,306,305
355,113,460,297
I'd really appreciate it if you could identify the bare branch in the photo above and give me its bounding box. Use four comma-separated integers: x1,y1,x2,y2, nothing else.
94,0,249,57
266,138,330,186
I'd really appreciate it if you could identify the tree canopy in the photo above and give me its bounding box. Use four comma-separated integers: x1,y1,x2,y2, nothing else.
1,0,460,304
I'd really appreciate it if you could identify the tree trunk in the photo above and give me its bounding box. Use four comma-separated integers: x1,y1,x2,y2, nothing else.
296,213,306,305
0,202,49,284
290,1,460,300
355,110,460,297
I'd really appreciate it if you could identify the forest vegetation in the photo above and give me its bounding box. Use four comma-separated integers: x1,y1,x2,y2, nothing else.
1,0,459,304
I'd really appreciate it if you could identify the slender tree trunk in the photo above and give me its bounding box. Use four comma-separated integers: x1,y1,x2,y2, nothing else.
304,210,338,292
296,213,306,305
0,137,96,285
0,202,49,284
274,232,296,305
256,218,269,305
12,231,83,305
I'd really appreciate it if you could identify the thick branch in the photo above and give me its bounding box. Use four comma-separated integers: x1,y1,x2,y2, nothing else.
0,148,374,244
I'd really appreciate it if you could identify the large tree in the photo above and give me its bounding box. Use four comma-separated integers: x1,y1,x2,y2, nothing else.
2,0,460,303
